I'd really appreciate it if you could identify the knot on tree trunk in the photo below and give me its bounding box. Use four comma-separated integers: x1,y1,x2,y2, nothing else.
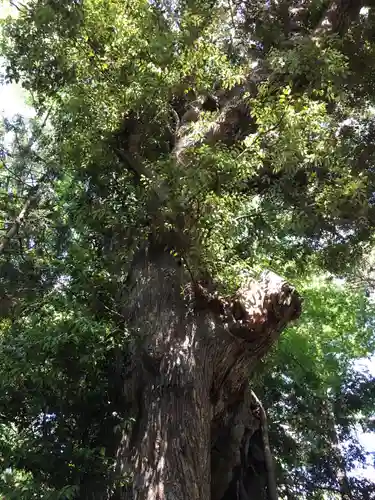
228,271,301,342
205,269,302,421
194,270,302,345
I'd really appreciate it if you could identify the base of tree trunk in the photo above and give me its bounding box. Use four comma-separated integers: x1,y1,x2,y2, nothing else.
114,246,301,499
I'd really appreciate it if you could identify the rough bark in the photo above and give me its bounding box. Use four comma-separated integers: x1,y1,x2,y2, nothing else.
111,243,301,500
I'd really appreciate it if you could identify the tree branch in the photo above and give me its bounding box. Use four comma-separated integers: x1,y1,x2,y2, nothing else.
251,390,279,500
0,190,36,254
173,0,365,161
9,0,28,13
314,0,364,37
0,170,51,255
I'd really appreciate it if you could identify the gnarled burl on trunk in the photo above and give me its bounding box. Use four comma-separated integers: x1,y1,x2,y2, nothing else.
114,245,301,500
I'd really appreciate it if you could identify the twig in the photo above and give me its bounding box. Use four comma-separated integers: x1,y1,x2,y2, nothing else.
9,0,28,13
1,161,32,188
0,170,50,255
251,390,279,500
0,190,36,254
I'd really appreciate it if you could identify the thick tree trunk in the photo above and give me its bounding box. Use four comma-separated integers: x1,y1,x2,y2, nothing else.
113,243,301,499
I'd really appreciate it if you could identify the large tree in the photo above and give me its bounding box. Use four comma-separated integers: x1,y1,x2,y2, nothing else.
1,0,375,499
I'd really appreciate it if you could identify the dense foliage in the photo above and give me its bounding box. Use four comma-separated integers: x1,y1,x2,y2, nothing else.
0,0,374,498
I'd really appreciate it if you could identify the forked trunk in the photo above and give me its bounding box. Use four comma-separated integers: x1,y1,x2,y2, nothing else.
114,244,301,500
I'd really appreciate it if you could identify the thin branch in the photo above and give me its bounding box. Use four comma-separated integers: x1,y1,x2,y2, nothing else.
251,390,279,500
113,147,169,205
9,0,28,13
0,170,51,255
169,106,181,144
0,191,36,254
1,160,33,188
20,106,53,155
